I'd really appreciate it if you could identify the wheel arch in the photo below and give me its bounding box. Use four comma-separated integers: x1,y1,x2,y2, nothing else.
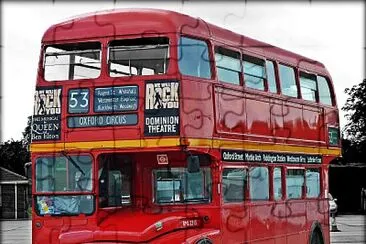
309,221,325,244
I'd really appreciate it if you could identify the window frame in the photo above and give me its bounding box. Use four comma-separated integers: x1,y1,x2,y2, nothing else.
272,166,283,201
265,59,279,94
107,37,171,78
286,167,305,200
215,46,242,86
317,75,334,106
299,71,318,103
249,166,269,201
243,54,267,91
43,42,102,82
222,166,248,203
278,63,299,98
152,167,212,205
305,168,321,198
178,35,213,80
35,153,94,193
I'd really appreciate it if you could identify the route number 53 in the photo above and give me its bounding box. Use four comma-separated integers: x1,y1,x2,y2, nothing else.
68,89,89,113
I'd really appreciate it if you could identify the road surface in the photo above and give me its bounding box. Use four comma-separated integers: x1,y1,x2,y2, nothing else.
0,215,364,243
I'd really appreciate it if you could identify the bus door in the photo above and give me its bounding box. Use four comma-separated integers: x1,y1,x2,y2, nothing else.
98,154,132,208
221,166,249,242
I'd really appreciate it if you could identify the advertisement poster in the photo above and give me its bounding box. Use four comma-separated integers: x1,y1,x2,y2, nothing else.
32,87,62,141
144,80,179,136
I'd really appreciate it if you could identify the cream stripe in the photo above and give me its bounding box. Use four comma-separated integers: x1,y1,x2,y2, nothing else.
30,137,341,156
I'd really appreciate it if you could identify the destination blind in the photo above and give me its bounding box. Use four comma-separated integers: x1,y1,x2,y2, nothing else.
221,149,322,164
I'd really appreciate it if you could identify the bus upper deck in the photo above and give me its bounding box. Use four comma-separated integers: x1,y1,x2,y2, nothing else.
30,9,341,244
31,9,340,156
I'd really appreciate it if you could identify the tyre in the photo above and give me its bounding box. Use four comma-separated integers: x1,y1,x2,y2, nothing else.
196,238,213,244
310,230,324,244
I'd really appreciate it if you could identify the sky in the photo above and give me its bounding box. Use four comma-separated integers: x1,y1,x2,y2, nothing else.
1,0,365,142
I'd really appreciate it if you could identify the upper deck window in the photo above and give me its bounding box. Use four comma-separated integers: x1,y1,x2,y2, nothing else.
300,72,317,102
279,64,298,98
109,37,169,77
44,42,101,81
266,60,277,93
215,48,241,85
317,75,333,106
243,55,265,91
178,37,211,79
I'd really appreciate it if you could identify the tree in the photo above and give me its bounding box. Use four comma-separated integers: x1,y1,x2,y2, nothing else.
0,139,30,175
22,115,32,148
342,79,366,164
0,116,32,175
343,79,366,142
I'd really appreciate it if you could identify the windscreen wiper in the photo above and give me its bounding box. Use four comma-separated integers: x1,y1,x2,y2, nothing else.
60,151,85,176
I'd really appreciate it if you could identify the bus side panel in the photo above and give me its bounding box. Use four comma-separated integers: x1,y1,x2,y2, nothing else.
322,197,331,244
246,96,271,136
181,79,215,139
249,202,275,244
214,85,246,135
271,201,287,244
221,204,250,243
283,102,304,140
270,100,286,138
306,199,326,241
286,201,307,243
302,106,323,143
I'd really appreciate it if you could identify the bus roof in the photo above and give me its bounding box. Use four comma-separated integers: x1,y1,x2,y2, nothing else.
43,8,326,73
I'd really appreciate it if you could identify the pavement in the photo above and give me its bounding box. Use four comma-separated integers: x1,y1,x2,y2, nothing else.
330,214,365,244
0,215,364,243
0,219,31,244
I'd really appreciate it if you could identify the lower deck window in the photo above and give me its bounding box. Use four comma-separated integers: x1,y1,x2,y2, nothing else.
306,168,320,197
154,168,211,204
222,168,247,203
273,167,283,200
36,195,94,215
286,169,305,199
36,155,93,193
249,167,269,200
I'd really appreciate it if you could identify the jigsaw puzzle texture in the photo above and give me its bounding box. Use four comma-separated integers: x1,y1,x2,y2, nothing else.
29,5,340,244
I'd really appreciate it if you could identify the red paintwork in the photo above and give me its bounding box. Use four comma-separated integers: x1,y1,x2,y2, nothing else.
32,9,340,244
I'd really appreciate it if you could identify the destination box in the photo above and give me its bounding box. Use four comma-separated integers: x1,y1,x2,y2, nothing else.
94,86,138,113
68,114,138,128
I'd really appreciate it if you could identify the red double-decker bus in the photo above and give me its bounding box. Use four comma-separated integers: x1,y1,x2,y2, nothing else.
30,9,341,244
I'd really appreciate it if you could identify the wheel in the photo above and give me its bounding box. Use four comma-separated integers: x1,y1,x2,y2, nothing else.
310,230,324,244
196,238,213,244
